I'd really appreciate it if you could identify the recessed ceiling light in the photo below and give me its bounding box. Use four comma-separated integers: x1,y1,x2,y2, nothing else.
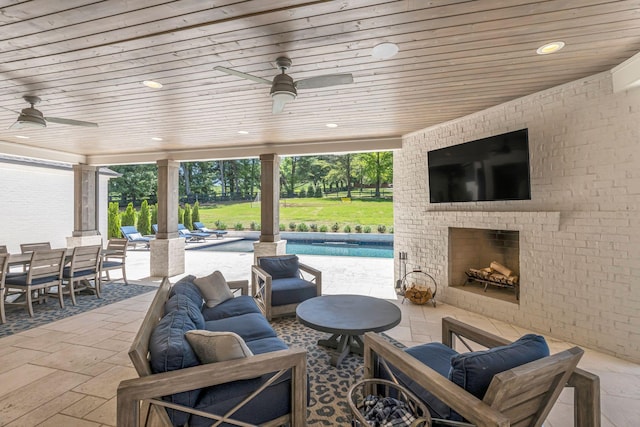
151,137,163,141
371,42,399,60
326,123,338,128
238,130,249,134
143,80,163,89
536,41,565,55
15,135,30,139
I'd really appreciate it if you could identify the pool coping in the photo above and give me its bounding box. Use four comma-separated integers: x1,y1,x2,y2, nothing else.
220,230,394,244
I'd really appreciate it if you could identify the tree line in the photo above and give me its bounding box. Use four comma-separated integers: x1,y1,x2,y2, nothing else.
108,152,393,206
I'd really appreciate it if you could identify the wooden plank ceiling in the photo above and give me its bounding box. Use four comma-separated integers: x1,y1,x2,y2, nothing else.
0,0,639,164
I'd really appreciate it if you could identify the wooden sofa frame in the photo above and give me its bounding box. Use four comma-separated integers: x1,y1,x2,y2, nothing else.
363,317,600,427
117,277,308,427
251,257,322,321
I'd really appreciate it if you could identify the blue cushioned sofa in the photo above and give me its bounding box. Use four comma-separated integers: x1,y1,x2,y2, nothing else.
117,277,307,427
362,317,600,427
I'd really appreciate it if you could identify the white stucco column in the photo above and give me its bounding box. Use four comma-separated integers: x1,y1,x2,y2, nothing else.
253,153,286,262
67,164,102,247
151,159,185,277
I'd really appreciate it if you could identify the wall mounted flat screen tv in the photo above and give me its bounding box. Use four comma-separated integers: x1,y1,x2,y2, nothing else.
428,129,531,203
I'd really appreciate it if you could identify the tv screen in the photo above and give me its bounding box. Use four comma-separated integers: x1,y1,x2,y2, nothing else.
428,129,531,203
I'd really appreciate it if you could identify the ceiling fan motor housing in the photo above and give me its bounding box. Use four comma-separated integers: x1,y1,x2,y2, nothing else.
17,107,46,128
270,73,297,97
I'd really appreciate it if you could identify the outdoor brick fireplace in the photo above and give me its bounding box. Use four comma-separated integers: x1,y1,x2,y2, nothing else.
409,211,560,312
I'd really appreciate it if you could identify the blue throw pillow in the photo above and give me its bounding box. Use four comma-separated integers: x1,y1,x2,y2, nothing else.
448,334,550,400
169,277,204,309
164,294,205,329
259,255,300,279
149,309,202,425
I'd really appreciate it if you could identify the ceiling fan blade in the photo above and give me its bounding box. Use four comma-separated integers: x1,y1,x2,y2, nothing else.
45,116,99,127
295,73,353,90
214,66,272,85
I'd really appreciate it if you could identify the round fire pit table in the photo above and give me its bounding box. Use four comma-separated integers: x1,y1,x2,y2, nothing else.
296,294,402,367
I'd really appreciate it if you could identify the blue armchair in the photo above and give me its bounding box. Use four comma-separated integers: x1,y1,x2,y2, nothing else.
251,254,321,320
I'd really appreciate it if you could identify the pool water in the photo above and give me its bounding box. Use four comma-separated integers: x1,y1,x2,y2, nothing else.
199,239,393,258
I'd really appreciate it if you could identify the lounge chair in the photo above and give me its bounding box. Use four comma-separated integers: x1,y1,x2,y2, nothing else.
193,221,228,239
120,226,152,249
177,224,209,242
150,224,208,243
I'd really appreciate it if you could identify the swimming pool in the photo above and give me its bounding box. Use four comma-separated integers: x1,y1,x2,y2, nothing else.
198,239,393,258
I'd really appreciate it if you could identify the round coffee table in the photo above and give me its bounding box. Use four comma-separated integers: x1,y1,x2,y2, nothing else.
296,294,402,367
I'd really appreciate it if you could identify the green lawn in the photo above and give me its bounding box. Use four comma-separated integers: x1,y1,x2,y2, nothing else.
197,198,393,231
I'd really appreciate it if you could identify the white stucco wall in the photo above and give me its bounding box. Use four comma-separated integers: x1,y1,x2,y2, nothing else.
394,71,640,362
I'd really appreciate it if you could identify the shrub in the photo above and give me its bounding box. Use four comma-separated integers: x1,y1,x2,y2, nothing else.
288,222,297,231
215,220,227,230
121,203,137,227
315,186,323,198
150,204,158,227
331,222,340,232
298,188,306,198
364,225,372,233
250,221,258,231
192,201,200,228
307,185,315,197
355,224,363,233
279,223,286,231
296,222,309,232
178,206,184,225
343,225,351,233
319,224,328,232
234,223,243,231
309,223,318,232
389,227,394,234
183,204,192,230
107,202,121,238
138,200,151,235
377,224,387,233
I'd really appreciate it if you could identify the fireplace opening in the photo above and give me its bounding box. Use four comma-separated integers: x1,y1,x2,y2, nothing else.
449,227,520,304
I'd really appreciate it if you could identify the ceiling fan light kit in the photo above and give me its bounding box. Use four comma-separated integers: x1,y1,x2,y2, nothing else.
214,56,354,114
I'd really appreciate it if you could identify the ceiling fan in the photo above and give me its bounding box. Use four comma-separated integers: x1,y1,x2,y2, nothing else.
214,57,353,114
2,95,99,129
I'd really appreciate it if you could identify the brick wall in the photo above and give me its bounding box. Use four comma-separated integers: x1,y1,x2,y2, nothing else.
0,161,112,252
0,162,74,251
394,71,640,362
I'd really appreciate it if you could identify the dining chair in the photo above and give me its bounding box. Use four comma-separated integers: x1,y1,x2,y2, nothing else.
101,238,128,284
0,253,8,323
4,249,66,317
20,242,52,253
62,245,103,305
19,242,52,272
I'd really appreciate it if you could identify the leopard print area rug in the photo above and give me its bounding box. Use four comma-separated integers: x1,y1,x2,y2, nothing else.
270,317,405,426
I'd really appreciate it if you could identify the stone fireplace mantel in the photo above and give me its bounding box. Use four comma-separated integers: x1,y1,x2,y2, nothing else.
423,210,561,232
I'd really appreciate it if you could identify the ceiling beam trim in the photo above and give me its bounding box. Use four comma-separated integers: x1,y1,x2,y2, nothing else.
0,139,86,164
85,137,403,165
